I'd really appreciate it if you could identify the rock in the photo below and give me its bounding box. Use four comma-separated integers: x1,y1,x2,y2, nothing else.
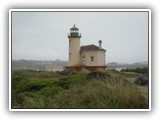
134,74,149,85
57,69,78,75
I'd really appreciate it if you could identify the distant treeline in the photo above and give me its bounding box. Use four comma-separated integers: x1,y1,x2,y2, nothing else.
121,67,148,73
108,64,148,69
12,59,67,70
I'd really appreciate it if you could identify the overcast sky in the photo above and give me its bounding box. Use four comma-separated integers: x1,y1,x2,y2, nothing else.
12,11,148,63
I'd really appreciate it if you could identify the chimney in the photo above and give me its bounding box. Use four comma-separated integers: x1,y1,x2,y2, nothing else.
98,40,102,49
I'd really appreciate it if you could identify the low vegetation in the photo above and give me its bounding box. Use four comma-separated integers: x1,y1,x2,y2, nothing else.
11,69,148,109
121,67,148,74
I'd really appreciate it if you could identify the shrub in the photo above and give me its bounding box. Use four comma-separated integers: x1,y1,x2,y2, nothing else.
134,74,149,85
38,87,63,97
121,67,148,74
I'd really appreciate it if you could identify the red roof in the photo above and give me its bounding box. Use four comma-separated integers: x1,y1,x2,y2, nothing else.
81,44,106,51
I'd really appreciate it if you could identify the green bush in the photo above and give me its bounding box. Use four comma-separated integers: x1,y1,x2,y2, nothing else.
38,87,63,97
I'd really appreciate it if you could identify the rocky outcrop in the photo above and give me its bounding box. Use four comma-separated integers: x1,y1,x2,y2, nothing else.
134,74,149,85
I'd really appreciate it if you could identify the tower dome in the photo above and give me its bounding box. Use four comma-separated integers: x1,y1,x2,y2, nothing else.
68,24,81,38
70,24,79,31
99,40,102,43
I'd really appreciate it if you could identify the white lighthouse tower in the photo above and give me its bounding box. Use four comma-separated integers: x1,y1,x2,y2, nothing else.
67,24,81,70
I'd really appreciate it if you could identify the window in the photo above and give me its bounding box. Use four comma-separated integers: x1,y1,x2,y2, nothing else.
69,41,71,52
91,56,94,62
69,53,71,60
82,55,86,60
82,55,86,65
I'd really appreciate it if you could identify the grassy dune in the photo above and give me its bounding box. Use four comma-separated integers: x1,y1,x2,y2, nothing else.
11,70,148,109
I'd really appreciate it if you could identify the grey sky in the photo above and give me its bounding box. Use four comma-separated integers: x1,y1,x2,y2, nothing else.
12,11,148,63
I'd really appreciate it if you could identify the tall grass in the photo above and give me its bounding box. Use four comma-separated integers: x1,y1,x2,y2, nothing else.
51,79,146,109
11,70,147,109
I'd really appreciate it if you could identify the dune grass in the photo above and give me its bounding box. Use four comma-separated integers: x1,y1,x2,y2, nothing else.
11,70,148,109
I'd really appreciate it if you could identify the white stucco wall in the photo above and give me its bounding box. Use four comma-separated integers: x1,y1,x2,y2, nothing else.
68,37,80,66
80,50,106,66
97,51,106,66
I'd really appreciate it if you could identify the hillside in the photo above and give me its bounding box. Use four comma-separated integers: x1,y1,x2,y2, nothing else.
11,69,149,109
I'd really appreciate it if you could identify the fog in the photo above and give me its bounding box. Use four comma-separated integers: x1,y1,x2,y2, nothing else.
12,11,148,63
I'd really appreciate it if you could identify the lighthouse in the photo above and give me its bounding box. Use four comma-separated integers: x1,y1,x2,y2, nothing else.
67,24,81,69
66,25,106,71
